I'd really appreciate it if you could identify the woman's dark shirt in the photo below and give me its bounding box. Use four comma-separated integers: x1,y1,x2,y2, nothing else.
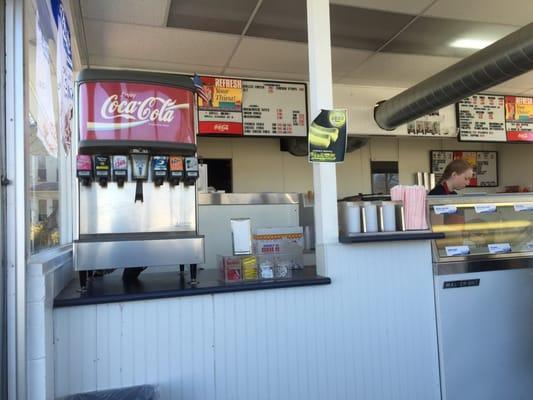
428,182,457,196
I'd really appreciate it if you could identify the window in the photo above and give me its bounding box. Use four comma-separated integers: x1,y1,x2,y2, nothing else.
199,158,233,193
38,200,47,222
25,0,72,253
37,155,46,182
371,161,399,195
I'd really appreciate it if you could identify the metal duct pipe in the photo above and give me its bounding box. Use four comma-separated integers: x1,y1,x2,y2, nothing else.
374,22,533,130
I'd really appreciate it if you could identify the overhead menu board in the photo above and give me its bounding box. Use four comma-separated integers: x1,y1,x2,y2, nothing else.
457,94,506,142
197,76,307,137
504,96,533,142
405,105,456,137
430,150,498,187
242,81,307,137
197,76,244,135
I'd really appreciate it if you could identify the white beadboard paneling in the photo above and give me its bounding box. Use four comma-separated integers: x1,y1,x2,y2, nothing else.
54,296,215,399
26,275,45,302
212,241,440,400
28,358,46,400
54,244,440,400
27,301,45,360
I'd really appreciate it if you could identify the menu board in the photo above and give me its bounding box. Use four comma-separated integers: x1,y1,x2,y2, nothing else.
405,105,456,137
197,76,307,137
430,150,498,187
505,96,533,142
242,81,307,137
197,76,244,135
457,94,506,142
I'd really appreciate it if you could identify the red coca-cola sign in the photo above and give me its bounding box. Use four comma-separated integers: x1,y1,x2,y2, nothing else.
507,131,533,142
79,81,195,144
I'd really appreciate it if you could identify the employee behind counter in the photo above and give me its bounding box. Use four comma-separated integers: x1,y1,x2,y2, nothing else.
428,159,474,196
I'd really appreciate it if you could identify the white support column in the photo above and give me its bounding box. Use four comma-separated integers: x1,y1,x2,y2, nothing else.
5,0,27,399
307,0,339,275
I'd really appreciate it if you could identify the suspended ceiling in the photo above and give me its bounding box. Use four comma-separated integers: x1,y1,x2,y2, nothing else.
72,0,533,94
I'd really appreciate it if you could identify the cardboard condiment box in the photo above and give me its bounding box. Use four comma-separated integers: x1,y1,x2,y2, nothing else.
252,227,304,255
218,255,242,283
241,255,258,281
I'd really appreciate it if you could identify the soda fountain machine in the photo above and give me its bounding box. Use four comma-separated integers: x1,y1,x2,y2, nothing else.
73,69,205,290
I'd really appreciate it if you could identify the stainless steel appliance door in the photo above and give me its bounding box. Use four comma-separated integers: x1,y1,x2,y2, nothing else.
79,182,197,234
435,267,533,400
74,235,205,270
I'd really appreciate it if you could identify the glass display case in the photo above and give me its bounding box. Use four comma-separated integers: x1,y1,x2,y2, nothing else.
427,194,533,264
428,193,533,400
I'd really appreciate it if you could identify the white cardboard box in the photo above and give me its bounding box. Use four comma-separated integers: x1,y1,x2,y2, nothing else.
253,227,304,254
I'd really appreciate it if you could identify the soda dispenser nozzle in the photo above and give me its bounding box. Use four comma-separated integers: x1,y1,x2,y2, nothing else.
112,155,128,187
130,149,149,202
169,156,184,186
152,156,168,187
94,155,111,187
76,155,93,186
184,157,199,187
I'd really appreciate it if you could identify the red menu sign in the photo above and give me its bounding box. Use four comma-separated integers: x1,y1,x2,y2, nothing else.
197,76,244,135
78,81,195,144
505,96,533,142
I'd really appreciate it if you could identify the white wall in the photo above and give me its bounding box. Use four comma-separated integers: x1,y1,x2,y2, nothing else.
198,83,533,196
54,241,441,400
198,136,528,197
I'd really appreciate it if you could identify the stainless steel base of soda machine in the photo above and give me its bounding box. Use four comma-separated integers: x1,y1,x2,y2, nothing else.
74,231,204,289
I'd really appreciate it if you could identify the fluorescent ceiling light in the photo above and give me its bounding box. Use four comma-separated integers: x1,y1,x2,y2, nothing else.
450,38,496,49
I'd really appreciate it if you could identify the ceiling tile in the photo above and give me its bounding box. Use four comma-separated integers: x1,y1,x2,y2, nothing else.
330,0,433,15
425,0,533,26
486,71,533,94
384,16,518,57
85,20,239,67
228,37,308,74
518,88,533,96
247,0,307,43
224,67,308,82
332,47,373,79
343,52,460,86
81,0,170,26
88,55,223,76
166,0,256,34
330,5,413,50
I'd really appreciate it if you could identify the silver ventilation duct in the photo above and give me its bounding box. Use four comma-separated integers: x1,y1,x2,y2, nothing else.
374,22,533,130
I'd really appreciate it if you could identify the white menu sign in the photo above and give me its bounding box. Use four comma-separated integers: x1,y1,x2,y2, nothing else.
405,104,457,137
458,94,506,141
242,81,307,137
431,150,498,187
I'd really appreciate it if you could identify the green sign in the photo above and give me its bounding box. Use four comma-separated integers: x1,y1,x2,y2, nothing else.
308,109,347,163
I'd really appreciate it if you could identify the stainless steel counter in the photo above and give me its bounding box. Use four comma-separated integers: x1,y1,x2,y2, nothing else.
198,192,299,205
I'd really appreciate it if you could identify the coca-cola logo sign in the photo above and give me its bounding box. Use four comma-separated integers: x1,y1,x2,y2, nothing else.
89,92,189,131
214,123,230,132
79,81,195,144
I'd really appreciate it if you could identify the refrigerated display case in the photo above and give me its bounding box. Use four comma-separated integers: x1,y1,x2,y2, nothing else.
427,193,533,400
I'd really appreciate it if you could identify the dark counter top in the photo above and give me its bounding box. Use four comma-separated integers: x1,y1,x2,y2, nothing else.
340,230,444,243
54,267,330,308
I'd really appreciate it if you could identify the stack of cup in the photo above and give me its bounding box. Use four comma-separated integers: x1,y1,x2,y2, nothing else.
362,202,379,233
338,202,361,235
380,201,397,232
